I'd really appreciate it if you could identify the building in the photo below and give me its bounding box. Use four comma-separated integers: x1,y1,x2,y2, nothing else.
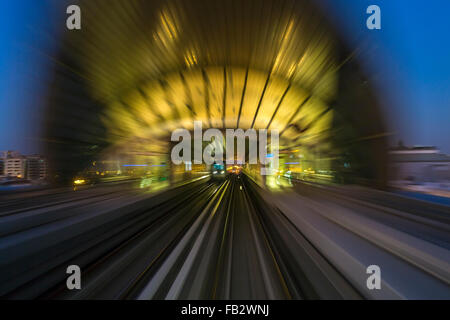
389,144,450,183
0,150,21,159
0,151,48,181
26,155,48,180
4,157,26,179
0,158,4,178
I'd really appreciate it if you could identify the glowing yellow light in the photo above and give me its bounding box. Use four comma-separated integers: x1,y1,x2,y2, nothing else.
74,179,86,185
287,64,296,78
159,9,178,40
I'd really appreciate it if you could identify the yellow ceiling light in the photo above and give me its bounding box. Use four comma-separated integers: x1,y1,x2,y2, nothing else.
74,0,338,156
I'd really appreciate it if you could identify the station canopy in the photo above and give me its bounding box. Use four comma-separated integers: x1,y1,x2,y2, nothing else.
68,0,338,154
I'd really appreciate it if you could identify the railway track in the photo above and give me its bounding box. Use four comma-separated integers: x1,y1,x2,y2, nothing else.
0,175,448,299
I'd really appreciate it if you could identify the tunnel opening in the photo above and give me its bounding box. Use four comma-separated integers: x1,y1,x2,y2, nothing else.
44,0,388,188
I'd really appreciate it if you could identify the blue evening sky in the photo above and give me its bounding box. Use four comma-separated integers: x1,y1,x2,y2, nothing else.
0,0,449,153
0,0,67,154
319,0,450,152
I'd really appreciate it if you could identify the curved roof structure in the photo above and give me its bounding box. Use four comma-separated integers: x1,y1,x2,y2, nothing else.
45,0,388,186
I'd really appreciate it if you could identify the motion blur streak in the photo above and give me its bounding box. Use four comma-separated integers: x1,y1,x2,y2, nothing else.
0,175,449,299
0,0,448,300
45,0,387,187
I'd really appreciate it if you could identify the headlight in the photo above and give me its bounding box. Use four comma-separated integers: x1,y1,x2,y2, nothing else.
221,171,225,174
213,171,218,174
